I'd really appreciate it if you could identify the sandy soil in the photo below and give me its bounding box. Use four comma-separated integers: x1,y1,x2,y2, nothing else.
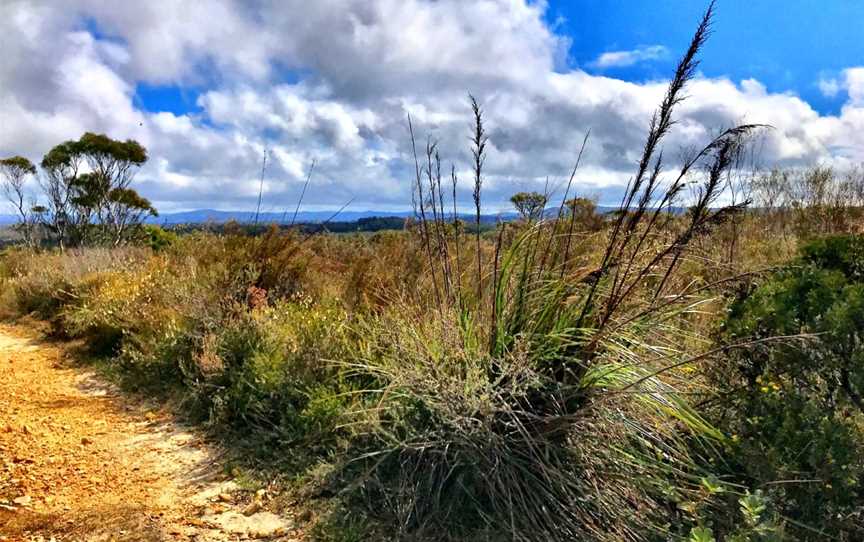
0,325,301,542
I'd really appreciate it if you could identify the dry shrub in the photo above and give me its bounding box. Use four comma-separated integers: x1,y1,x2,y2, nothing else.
0,246,149,321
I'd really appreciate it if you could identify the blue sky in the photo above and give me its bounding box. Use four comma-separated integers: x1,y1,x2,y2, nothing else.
3,1,864,212
546,0,864,115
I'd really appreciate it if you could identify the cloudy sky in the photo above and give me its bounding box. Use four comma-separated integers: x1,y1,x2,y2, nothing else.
2,0,864,213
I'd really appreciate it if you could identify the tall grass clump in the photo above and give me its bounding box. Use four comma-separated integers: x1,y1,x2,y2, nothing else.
341,4,765,540
0,246,150,322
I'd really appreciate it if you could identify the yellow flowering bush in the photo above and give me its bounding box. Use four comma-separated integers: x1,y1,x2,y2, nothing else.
63,256,183,354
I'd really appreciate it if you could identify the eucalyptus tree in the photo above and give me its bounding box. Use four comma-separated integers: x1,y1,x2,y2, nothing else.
0,156,39,246
510,191,547,222
39,132,152,248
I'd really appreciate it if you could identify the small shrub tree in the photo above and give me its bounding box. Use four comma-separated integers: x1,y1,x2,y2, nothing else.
0,156,39,247
40,140,84,249
510,191,547,222
565,196,603,231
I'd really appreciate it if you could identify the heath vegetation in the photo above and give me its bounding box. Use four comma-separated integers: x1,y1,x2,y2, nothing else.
2,5,864,541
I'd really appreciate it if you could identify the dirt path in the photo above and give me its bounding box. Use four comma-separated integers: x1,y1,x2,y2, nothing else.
0,326,301,542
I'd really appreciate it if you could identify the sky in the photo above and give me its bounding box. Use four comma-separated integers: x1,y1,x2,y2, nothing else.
2,0,864,213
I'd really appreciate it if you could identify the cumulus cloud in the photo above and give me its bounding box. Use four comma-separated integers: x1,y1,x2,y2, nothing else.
589,45,670,69
819,77,841,98
844,68,864,106
819,68,864,104
2,0,864,213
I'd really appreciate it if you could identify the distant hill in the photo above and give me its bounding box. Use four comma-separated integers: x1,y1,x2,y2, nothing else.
141,205,639,225
143,209,525,225
0,205,643,228
145,209,408,225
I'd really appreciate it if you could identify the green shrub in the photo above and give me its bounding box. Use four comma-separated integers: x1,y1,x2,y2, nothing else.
193,299,359,448
688,490,784,542
141,224,179,251
724,235,864,412
710,234,864,538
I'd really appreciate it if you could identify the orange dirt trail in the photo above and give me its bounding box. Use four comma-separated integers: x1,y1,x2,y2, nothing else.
0,326,298,542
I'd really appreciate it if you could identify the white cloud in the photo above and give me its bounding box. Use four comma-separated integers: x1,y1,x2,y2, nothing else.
844,68,864,106
818,68,864,104
819,77,841,98
2,1,864,213
590,45,669,69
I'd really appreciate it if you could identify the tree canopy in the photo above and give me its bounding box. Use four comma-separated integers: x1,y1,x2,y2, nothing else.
510,191,547,221
0,156,36,176
5,132,153,248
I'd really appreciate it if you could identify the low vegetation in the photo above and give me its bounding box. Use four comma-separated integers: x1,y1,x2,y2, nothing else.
2,5,864,541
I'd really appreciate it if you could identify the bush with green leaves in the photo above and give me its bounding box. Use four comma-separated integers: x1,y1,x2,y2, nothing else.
189,299,359,447
709,234,864,539
688,490,784,542
141,224,179,251
725,235,864,411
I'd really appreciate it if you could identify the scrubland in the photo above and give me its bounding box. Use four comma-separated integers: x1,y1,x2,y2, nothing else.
3,176,864,541
4,7,864,542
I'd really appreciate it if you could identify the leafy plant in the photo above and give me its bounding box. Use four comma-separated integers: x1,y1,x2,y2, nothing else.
709,235,864,538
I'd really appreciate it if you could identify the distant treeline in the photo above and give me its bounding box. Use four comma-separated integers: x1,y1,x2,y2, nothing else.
162,215,506,236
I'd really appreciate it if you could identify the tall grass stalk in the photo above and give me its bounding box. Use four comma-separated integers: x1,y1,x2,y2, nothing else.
470,94,487,307
354,3,769,540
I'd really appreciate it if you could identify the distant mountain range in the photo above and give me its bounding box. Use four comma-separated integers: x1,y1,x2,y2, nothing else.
143,209,525,225
0,209,519,226
0,206,635,226
152,209,414,224
0,209,412,226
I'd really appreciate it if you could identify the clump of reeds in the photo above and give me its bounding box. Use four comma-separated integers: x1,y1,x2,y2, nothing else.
351,2,767,540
